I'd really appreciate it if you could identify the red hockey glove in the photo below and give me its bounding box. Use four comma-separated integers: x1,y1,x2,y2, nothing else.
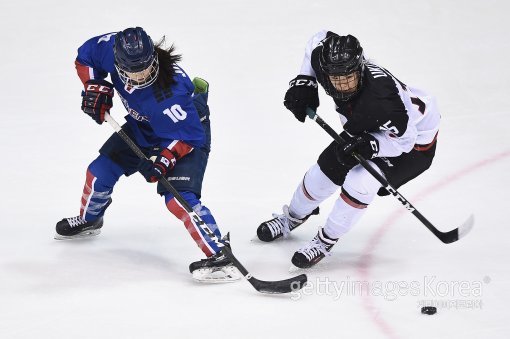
138,148,176,183
81,79,114,124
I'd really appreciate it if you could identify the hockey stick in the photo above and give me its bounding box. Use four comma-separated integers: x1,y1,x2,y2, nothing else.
104,113,307,293
305,107,474,244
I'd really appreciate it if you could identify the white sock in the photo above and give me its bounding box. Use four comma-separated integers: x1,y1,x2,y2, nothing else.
324,195,366,239
289,164,339,219
324,162,383,239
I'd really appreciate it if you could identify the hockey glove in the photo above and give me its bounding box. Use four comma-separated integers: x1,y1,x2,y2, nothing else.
284,75,319,122
335,132,379,167
81,79,114,124
138,148,177,183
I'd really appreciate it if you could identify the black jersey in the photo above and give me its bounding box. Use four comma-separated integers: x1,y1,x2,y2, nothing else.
299,30,440,158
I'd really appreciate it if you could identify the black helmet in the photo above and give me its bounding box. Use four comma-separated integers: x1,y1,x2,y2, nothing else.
114,27,159,89
319,34,364,100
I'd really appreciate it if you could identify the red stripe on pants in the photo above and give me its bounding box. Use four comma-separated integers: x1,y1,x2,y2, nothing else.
80,169,95,218
166,198,214,257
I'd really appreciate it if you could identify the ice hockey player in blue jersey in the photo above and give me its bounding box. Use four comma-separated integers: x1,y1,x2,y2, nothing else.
257,31,440,269
55,27,239,282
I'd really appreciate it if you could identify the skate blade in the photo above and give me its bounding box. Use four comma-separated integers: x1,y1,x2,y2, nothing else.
289,265,301,273
289,264,319,272
192,265,242,283
54,229,101,240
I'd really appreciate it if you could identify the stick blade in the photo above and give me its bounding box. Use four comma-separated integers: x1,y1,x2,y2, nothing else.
250,274,308,294
440,214,475,244
457,214,475,240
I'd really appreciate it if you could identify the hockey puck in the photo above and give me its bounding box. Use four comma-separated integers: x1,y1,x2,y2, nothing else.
421,306,437,315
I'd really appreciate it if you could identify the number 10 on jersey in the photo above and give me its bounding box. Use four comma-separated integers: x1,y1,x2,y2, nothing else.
164,104,187,123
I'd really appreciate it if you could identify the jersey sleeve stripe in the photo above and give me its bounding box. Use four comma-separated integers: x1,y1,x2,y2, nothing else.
166,140,194,159
75,60,95,85
414,132,438,151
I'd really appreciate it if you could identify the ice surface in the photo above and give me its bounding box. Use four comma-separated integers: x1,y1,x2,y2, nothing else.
1,0,510,338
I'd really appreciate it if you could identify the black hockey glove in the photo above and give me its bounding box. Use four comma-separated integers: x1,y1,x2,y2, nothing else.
138,148,176,183
335,132,380,167
81,79,114,124
284,75,319,122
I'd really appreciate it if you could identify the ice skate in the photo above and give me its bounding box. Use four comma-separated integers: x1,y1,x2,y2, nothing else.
55,199,112,240
291,228,338,269
189,233,241,283
54,216,104,240
257,205,319,242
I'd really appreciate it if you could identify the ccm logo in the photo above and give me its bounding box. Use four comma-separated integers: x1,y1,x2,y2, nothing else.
290,79,317,88
86,84,112,94
386,186,415,212
370,140,379,153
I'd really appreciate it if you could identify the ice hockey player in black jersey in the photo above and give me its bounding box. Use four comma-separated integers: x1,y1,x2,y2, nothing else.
257,30,440,268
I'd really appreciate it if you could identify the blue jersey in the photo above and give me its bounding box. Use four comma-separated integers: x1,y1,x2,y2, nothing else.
75,32,205,149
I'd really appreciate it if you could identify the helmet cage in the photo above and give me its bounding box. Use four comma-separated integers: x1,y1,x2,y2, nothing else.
323,68,363,101
115,54,159,89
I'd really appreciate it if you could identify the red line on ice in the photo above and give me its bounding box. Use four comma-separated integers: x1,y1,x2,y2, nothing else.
356,149,510,339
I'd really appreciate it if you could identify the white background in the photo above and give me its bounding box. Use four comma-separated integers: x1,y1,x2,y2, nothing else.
1,0,509,338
